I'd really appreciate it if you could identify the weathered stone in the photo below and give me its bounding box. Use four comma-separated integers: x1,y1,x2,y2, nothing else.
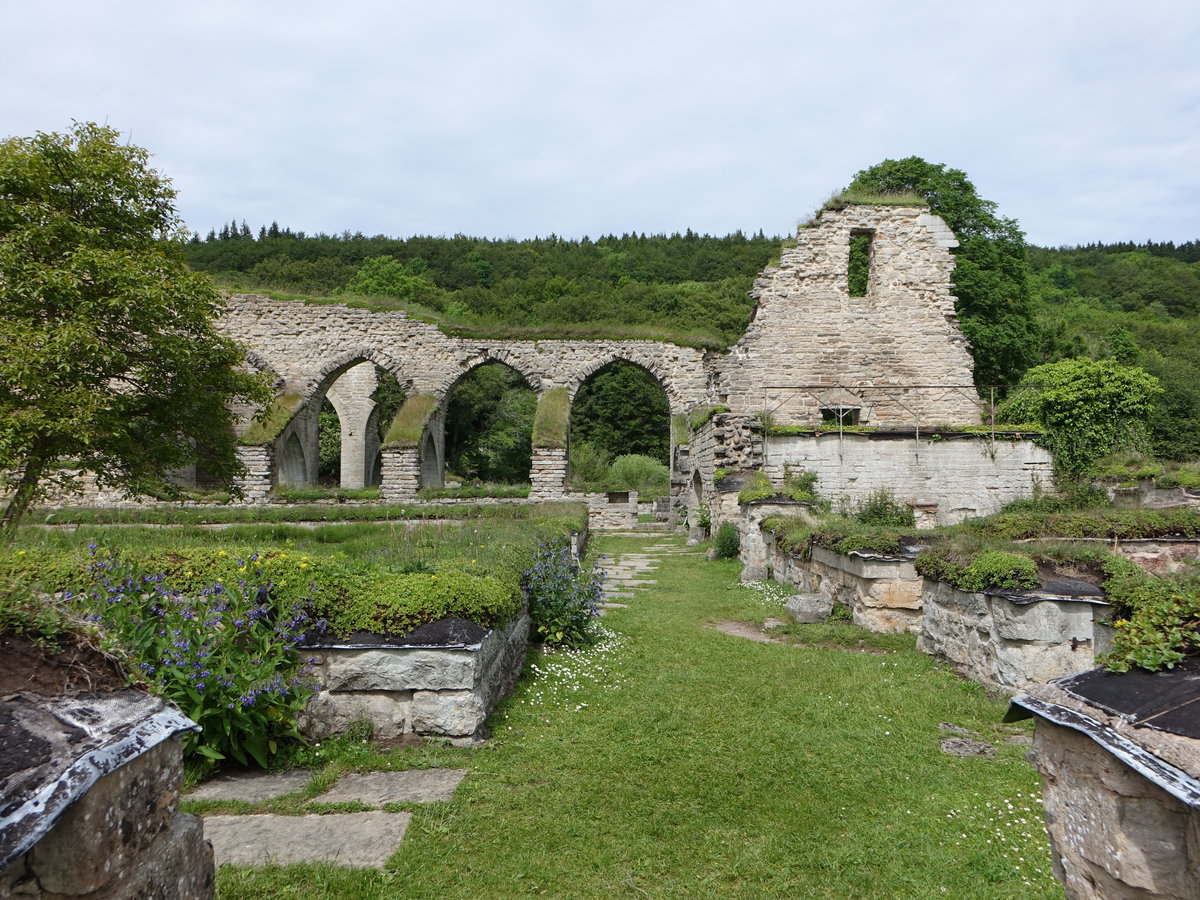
324,649,477,692
1029,720,1200,899
411,689,486,737
918,580,1108,692
188,769,312,803
316,769,467,805
28,739,182,895
785,593,834,624
203,811,410,868
299,610,529,740
939,737,994,758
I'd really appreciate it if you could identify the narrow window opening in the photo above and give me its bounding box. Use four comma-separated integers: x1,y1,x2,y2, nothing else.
847,230,873,297
821,406,860,426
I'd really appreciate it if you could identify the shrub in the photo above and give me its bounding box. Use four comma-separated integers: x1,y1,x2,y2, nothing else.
852,490,914,527
522,539,604,648
714,521,740,559
70,549,320,768
782,467,820,503
569,441,611,489
1101,556,1200,672
609,454,669,497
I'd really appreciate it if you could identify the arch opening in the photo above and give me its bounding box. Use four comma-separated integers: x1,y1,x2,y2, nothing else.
441,361,536,485
569,359,671,497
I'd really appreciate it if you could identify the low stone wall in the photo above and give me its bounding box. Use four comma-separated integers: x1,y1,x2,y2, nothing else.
768,540,922,633
565,490,638,531
0,694,213,898
919,580,1112,693
299,611,530,742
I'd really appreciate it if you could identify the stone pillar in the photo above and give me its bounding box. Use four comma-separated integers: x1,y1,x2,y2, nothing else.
380,448,420,500
233,446,274,504
529,448,568,499
326,362,378,490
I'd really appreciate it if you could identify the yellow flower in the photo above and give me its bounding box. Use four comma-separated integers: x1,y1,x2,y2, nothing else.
16,550,25,556
218,550,226,556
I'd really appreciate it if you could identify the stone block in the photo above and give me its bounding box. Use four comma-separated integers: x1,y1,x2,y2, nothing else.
989,598,1094,643
785,593,833,624
323,649,477,692
411,689,487,737
28,739,182,895
299,690,412,740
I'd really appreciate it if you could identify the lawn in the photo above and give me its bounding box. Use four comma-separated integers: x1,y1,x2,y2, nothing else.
208,533,1061,899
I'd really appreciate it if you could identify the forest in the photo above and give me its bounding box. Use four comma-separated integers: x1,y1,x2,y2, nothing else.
185,203,1200,481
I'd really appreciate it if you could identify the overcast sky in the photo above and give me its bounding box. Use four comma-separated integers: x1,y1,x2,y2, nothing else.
3,1,1198,247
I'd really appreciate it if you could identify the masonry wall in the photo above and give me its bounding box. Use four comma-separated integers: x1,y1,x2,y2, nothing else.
1028,721,1200,899
764,432,1053,524
714,205,980,425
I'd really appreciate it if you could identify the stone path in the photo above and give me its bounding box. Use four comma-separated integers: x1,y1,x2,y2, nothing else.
597,538,684,613
195,767,467,868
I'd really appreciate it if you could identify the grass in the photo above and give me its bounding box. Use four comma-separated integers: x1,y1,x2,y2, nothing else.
225,287,734,351
24,500,587,527
210,533,1059,898
8,518,573,575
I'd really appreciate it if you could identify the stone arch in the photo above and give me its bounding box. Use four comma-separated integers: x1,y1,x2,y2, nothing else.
299,347,412,405
567,353,683,414
275,349,411,491
433,358,537,485
439,349,543,401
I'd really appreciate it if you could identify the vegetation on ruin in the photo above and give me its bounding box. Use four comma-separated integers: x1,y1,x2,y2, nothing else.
763,491,1200,671
531,387,570,448
208,533,1059,898
998,357,1163,474
0,123,271,536
843,157,1040,390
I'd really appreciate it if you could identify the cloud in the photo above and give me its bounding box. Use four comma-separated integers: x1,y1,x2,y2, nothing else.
2,0,1198,244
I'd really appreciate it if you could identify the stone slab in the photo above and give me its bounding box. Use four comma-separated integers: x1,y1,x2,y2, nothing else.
315,769,467,805
189,769,312,803
203,811,410,867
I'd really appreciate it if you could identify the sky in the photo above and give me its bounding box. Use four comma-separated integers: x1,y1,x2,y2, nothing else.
3,1,1198,247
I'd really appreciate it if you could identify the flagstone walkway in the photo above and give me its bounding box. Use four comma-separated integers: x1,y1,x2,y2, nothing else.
195,768,467,868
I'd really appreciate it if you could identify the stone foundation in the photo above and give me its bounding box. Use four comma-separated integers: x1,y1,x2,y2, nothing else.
298,611,530,741
1,729,213,899
919,580,1112,693
1024,705,1200,899
769,542,922,633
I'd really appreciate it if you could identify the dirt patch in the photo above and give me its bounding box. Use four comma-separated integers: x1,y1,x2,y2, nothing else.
0,632,128,696
709,620,785,645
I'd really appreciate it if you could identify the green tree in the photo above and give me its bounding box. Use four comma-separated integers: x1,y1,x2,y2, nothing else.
570,361,670,464
344,255,432,301
845,157,1039,388
0,123,271,536
999,358,1163,474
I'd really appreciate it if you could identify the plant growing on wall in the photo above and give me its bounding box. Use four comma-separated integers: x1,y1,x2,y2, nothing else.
999,358,1162,475
0,122,271,537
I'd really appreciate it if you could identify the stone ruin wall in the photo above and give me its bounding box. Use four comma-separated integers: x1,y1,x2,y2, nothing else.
49,204,1038,510
714,205,979,426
